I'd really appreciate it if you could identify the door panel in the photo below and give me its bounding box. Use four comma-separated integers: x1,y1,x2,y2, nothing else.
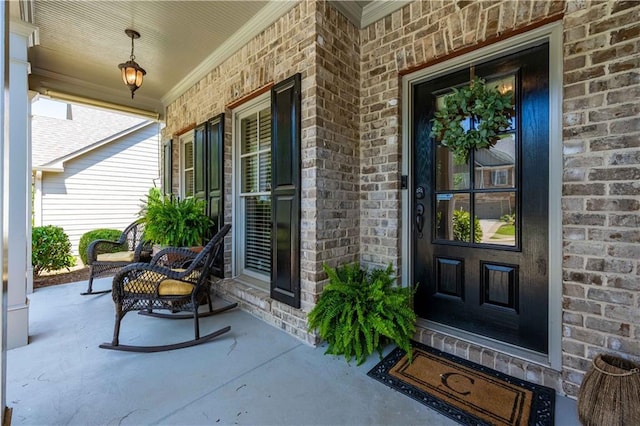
413,43,549,353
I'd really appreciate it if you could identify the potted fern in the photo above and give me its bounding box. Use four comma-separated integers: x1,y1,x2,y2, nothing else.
308,263,416,365
139,188,212,248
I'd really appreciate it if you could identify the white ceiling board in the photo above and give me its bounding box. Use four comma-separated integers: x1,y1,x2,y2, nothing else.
23,1,402,118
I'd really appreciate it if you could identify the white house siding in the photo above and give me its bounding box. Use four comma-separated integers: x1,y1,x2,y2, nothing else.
38,123,160,257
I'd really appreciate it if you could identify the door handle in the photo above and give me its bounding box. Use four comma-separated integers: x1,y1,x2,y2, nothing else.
416,203,425,234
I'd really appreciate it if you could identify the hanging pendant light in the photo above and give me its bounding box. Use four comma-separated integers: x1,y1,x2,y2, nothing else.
118,29,146,99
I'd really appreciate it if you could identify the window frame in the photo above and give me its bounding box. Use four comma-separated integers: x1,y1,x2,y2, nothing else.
231,93,272,288
491,169,509,187
179,130,195,199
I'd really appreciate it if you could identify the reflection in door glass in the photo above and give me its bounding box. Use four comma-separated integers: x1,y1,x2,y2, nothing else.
436,145,469,190
435,193,483,243
475,192,517,246
435,93,470,191
488,75,516,131
475,133,516,189
433,74,519,248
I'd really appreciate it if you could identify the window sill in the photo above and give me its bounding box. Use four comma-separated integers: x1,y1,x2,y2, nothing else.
233,273,269,293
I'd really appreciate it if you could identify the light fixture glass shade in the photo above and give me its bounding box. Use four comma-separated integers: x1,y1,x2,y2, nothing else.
118,60,146,98
118,29,146,99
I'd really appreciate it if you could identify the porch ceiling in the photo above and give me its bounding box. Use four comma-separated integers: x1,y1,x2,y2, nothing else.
13,0,404,119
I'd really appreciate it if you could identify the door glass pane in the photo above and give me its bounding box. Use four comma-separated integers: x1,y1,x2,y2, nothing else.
435,92,471,190
488,75,516,131
475,133,516,189
475,192,516,246
436,145,469,190
435,193,483,243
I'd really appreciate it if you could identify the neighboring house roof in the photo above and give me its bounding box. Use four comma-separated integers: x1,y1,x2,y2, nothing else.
474,148,514,167
32,103,152,171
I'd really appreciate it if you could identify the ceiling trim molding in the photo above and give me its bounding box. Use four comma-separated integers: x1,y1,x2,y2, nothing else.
361,0,412,28
33,68,155,104
32,67,162,115
33,164,64,173
9,19,37,37
161,0,299,107
42,89,160,121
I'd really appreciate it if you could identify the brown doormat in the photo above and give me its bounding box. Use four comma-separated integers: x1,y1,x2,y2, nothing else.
368,341,555,426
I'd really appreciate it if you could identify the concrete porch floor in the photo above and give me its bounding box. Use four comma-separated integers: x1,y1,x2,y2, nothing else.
8,278,580,425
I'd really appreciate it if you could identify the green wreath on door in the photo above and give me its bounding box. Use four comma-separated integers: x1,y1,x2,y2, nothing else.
430,76,515,164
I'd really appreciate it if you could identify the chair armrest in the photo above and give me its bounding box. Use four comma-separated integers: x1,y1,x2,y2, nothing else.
150,247,199,269
86,239,128,264
133,239,152,262
111,262,199,300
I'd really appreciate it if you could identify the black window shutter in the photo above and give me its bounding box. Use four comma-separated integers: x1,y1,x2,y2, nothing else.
193,124,207,201
162,139,173,194
206,113,224,233
207,114,225,277
270,73,301,308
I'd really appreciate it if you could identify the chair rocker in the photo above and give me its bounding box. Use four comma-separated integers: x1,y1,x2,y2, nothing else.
82,221,151,295
100,224,236,352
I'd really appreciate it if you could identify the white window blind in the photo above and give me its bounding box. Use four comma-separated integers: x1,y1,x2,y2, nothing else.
240,107,272,276
182,139,194,197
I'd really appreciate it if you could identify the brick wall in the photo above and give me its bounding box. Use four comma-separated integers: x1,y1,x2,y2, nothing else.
358,0,639,396
163,0,639,397
163,0,362,343
358,0,568,393
561,0,640,396
164,0,320,343
311,2,361,301
359,0,565,270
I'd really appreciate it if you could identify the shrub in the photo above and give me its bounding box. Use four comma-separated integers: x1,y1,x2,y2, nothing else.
452,209,483,243
32,225,75,277
500,213,516,225
78,228,124,265
308,263,416,365
139,188,212,247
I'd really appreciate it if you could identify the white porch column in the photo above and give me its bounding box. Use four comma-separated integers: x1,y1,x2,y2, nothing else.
26,91,37,295
7,20,36,349
1,1,8,420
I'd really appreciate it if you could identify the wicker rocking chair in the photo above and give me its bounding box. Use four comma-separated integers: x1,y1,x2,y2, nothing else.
99,224,235,352
82,221,152,295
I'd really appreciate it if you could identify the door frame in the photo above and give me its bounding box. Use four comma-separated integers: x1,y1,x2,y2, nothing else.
401,22,563,369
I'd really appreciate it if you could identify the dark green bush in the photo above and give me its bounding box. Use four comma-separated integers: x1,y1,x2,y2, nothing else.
500,213,516,225
78,228,124,265
308,263,416,365
452,209,483,243
32,225,75,277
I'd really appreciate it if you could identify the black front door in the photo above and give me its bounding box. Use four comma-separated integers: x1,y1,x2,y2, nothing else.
413,43,549,353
